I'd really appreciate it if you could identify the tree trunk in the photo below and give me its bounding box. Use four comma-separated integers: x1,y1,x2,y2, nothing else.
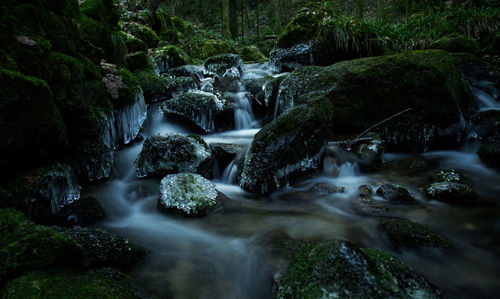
221,0,231,38
229,0,238,38
256,4,260,38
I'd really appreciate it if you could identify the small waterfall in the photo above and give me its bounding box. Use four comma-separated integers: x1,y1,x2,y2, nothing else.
221,158,239,184
471,86,500,111
338,162,359,177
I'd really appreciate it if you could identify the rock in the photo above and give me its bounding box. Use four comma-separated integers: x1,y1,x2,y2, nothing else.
204,54,243,76
57,197,105,226
427,34,480,56
124,51,152,71
240,45,267,62
354,137,384,171
200,39,237,60
275,240,445,299
376,184,416,204
125,36,147,53
0,209,82,284
424,182,479,204
0,163,81,223
135,134,215,179
239,97,334,194
1,268,142,298
272,50,474,152
134,69,196,103
210,143,239,170
270,43,314,72
242,76,273,118
358,185,373,198
310,183,344,194
0,69,67,173
122,22,158,48
160,91,231,133
379,219,452,249
71,140,114,182
151,45,189,75
158,173,223,216
473,110,500,140
433,169,464,183
478,135,500,168
57,227,146,269
218,67,241,92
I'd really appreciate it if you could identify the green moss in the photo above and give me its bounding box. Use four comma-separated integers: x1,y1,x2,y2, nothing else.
240,46,267,62
0,209,82,285
172,16,187,34
125,51,152,71
155,8,179,44
134,69,194,103
1,268,142,298
427,34,481,56
125,37,148,53
115,67,141,108
201,39,237,59
379,219,452,249
153,45,191,67
123,22,159,48
80,0,120,25
0,69,67,172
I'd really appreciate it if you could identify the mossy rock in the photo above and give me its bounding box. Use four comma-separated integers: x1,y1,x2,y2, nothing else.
427,34,481,56
1,268,142,298
272,50,475,152
154,8,179,44
135,133,215,179
0,209,82,285
276,239,445,299
203,53,243,76
151,45,190,74
379,219,452,249
125,51,152,71
158,173,223,216
433,169,464,183
57,197,105,227
134,69,195,103
239,97,334,194
477,135,500,169
424,182,479,204
376,184,416,204
240,46,267,62
57,227,146,269
201,39,237,59
125,37,148,53
0,69,67,172
122,22,159,48
80,0,120,25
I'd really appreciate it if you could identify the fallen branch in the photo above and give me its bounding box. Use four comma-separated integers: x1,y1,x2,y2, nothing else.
355,108,413,141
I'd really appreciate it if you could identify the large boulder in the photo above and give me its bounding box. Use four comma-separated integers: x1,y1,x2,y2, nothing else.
158,173,224,216
271,50,475,152
0,209,82,285
379,219,452,249
275,240,445,298
135,134,215,179
160,91,232,133
239,97,334,194
1,268,142,299
134,69,196,103
0,69,67,174
427,34,481,56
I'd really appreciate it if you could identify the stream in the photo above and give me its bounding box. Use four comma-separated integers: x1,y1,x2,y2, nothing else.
84,63,500,299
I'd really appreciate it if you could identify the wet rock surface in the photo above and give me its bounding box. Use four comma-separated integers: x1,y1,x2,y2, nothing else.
379,219,452,249
376,184,416,204
424,182,479,204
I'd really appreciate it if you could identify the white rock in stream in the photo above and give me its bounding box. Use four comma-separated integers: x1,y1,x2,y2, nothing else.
158,173,222,216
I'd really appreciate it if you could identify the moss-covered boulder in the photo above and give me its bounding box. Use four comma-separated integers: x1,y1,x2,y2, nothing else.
158,173,224,216
122,22,159,48
134,69,195,103
477,135,500,168
160,91,231,133
204,53,243,76
276,240,445,299
0,163,81,223
376,184,416,204
0,209,82,284
242,76,276,119
379,219,452,249
239,97,334,194
201,39,237,59
1,268,142,298
135,134,215,179
240,46,267,62
0,69,67,172
427,34,481,56
210,143,239,171
57,227,146,269
424,182,479,204
151,45,190,74
125,51,152,71
271,50,475,152
125,36,148,53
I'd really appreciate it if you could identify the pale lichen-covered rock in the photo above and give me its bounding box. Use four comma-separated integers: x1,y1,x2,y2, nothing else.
424,182,479,204
158,173,223,216
135,134,215,179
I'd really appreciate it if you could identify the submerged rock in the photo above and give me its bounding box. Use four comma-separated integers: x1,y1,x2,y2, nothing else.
0,209,82,284
1,268,142,299
58,227,146,269
203,54,243,76
160,91,230,133
275,240,445,299
379,219,452,249
424,182,479,204
358,185,373,198
477,135,500,169
158,173,223,216
135,134,215,179
376,184,416,204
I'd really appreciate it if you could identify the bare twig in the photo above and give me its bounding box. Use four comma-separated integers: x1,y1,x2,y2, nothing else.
355,108,413,141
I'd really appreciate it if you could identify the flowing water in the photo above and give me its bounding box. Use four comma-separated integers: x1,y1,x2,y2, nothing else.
84,63,500,299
